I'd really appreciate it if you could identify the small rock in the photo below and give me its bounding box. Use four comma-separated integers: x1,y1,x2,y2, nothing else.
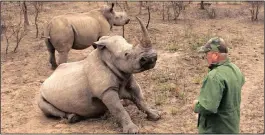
55,123,67,128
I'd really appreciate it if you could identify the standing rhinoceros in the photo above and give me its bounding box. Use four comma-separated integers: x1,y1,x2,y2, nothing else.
43,3,130,70
38,17,160,133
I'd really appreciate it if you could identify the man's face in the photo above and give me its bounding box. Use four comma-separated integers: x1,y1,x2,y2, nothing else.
206,51,219,65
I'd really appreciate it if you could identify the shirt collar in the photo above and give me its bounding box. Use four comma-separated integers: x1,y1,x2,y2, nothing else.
208,57,230,70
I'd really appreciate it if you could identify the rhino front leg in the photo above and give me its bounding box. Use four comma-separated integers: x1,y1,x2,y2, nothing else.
102,89,139,133
133,97,161,121
128,78,161,121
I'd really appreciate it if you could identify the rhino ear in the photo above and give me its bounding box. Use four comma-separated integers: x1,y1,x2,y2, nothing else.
110,3,114,12
92,41,106,50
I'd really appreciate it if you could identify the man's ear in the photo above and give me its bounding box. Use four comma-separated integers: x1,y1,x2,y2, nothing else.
211,52,219,61
92,41,106,50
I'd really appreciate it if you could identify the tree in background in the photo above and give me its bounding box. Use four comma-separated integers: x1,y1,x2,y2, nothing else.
249,1,263,21
22,2,29,29
32,2,43,38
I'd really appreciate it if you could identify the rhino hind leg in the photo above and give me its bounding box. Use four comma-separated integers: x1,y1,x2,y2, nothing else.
38,96,84,123
66,113,84,123
45,39,58,70
38,96,66,118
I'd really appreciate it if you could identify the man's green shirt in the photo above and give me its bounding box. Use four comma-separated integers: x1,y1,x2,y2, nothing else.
194,58,245,133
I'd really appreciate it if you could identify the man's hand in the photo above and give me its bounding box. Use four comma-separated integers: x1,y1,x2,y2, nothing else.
192,100,199,111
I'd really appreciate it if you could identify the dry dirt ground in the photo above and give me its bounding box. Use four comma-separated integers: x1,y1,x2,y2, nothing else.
1,2,264,133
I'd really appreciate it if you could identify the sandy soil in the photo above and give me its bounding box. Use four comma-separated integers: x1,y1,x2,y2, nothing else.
1,2,264,133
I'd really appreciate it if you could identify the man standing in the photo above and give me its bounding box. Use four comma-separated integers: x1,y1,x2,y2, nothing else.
193,37,245,133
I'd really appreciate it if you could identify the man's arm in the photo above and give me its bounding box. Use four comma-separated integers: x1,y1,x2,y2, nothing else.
194,76,225,114
194,101,214,115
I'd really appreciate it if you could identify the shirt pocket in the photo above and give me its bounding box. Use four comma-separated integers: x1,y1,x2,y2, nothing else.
199,115,206,128
203,116,213,129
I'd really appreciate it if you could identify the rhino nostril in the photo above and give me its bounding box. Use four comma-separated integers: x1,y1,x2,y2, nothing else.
140,56,157,66
152,57,157,62
153,55,157,61
140,57,147,63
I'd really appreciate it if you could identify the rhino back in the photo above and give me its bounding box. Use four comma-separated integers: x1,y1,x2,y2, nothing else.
67,15,102,49
40,60,107,116
47,11,111,50
65,12,111,49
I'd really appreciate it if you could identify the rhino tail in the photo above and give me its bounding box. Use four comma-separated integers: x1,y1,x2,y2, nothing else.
41,22,51,39
45,38,58,69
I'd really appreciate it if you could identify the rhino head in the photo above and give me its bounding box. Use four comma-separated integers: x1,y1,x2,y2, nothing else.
92,17,157,74
101,3,130,26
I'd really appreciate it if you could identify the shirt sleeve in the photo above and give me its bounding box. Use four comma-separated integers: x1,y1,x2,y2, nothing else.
194,102,213,115
197,76,224,114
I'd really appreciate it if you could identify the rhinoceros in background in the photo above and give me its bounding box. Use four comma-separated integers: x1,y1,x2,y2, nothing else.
38,17,160,133
43,3,130,70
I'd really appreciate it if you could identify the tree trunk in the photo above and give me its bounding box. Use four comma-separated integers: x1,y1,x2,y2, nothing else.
167,4,170,21
35,12,39,38
5,37,9,54
122,25,125,38
13,32,19,53
125,1,129,10
115,1,123,11
139,1,142,14
22,2,29,28
255,4,259,21
162,2,165,20
0,1,1,22
200,1,204,10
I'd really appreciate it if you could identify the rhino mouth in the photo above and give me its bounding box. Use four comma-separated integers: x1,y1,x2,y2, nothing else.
142,62,156,70
135,62,156,73
113,19,130,26
135,56,157,73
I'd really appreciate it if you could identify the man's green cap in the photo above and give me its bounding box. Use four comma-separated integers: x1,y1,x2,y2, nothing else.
198,37,228,53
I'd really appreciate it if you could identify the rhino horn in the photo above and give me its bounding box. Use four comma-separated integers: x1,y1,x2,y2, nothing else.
135,17,151,48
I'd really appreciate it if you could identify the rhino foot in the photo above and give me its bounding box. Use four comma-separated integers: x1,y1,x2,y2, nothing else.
123,123,139,133
121,99,132,107
66,114,82,123
147,109,161,121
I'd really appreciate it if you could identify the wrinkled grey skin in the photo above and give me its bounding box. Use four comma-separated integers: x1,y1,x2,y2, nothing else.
38,17,160,133
43,3,130,70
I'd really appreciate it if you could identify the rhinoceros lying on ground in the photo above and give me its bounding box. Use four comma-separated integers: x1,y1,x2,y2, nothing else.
43,3,130,70
38,17,160,133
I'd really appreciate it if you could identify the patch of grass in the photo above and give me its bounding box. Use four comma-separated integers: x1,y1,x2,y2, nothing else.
170,107,178,116
157,83,177,92
151,69,177,83
154,91,167,106
154,83,176,106
192,75,204,84
188,32,212,51
166,43,180,52
175,89,185,100
166,34,181,53
183,17,194,38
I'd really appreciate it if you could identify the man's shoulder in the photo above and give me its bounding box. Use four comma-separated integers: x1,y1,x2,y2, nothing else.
207,68,219,79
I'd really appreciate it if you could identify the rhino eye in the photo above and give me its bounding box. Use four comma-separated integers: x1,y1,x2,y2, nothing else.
125,52,129,56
